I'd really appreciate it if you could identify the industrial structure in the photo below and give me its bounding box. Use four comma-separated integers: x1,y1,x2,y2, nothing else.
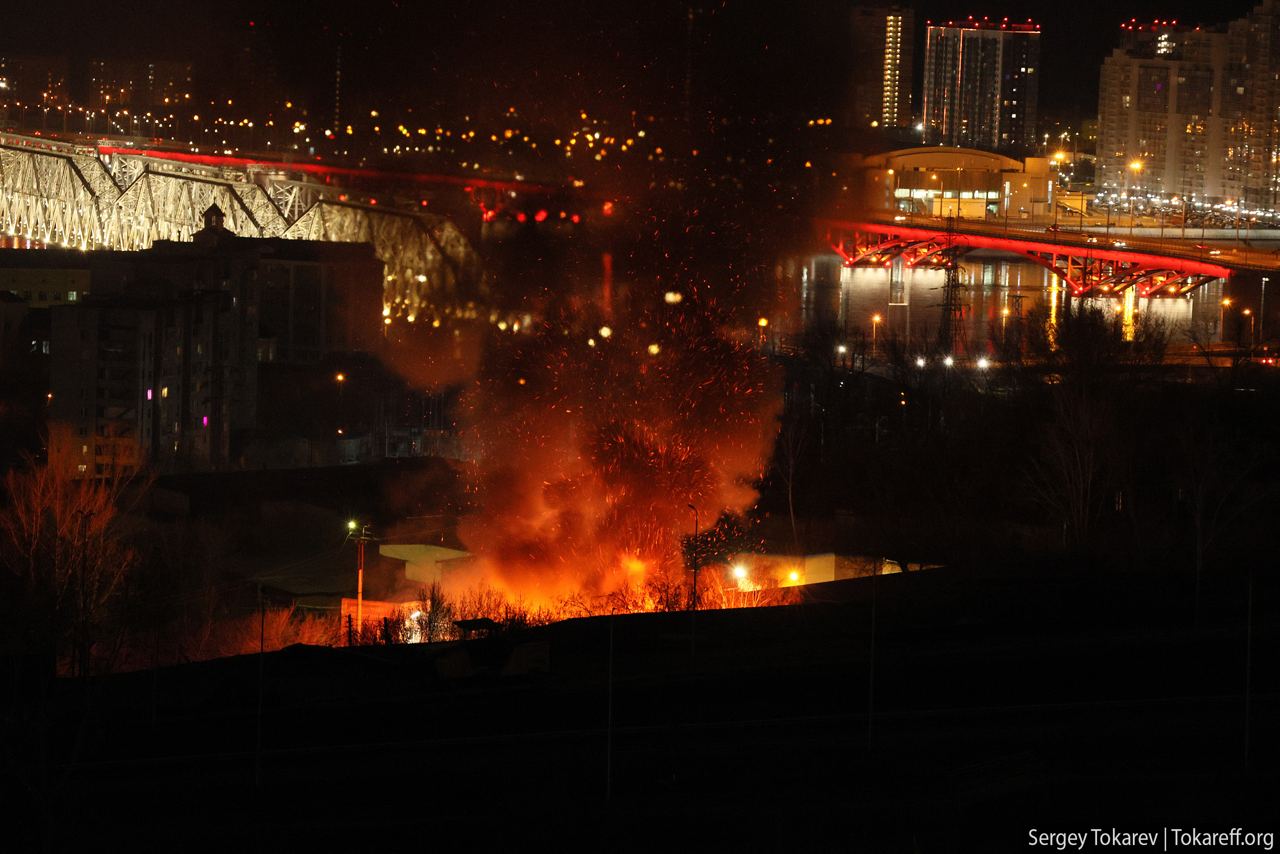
849,146,1056,221
921,17,1041,153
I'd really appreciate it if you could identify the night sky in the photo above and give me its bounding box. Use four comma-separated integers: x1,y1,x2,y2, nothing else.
2,0,1267,120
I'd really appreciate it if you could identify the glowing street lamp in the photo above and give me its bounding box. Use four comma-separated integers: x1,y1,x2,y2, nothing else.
346,521,374,641
871,313,882,354
687,504,700,610
1127,160,1144,236
1051,152,1068,226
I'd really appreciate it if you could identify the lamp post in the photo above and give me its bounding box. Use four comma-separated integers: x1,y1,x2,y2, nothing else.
1220,297,1232,342
1261,277,1269,343
1127,160,1143,238
871,313,882,356
347,520,374,639
687,504,699,610
1243,308,1255,354
1052,151,1067,228
335,371,346,427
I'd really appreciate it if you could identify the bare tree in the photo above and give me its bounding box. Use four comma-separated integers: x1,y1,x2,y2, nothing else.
1178,414,1267,623
0,463,147,675
1025,385,1112,548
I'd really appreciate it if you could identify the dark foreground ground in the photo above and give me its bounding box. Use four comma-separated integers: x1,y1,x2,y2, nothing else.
5,566,1278,852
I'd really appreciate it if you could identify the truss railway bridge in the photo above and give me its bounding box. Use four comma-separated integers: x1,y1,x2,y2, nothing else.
0,132,567,319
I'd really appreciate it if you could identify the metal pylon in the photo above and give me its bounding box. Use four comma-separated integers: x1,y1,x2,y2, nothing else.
936,217,967,356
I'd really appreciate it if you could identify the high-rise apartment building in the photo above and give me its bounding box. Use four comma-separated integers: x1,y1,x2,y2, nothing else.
1098,2,1280,207
88,59,193,107
0,55,70,105
1223,0,1280,207
848,5,915,129
1097,21,1230,198
921,18,1041,153
29,208,384,477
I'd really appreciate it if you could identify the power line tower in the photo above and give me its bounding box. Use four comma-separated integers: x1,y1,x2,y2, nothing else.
936,216,967,356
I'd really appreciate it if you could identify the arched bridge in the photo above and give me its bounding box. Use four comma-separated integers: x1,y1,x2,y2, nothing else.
820,217,1238,298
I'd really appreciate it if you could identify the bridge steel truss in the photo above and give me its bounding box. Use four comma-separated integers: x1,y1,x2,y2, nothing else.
825,220,1234,298
0,135,479,313
284,201,482,321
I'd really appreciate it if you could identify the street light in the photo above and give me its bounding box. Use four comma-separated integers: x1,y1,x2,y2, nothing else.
1052,152,1067,227
1261,277,1269,343
1220,297,1232,340
1128,160,1143,237
871,313,882,355
346,521,374,641
1243,308,1255,352
687,504,699,610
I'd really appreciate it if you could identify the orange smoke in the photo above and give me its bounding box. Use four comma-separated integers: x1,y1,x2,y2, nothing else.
454,291,781,607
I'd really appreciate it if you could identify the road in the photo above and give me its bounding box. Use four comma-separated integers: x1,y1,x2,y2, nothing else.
881,213,1280,272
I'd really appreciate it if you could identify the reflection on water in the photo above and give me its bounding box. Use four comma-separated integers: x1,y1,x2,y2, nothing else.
791,253,1228,355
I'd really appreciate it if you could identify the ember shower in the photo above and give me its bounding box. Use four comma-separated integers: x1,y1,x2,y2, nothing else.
455,287,782,606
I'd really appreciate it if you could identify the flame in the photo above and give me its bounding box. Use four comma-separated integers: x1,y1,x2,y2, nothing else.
452,288,783,610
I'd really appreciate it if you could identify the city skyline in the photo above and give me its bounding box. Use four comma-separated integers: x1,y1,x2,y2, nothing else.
0,1,1267,123
0,2,1275,849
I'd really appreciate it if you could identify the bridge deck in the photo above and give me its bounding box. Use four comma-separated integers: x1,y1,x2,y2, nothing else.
820,216,1261,277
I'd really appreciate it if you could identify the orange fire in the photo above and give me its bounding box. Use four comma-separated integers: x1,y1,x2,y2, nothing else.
451,287,783,612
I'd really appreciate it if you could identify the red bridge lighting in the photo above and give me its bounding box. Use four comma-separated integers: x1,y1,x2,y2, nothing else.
822,218,1234,297
95,145,565,196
